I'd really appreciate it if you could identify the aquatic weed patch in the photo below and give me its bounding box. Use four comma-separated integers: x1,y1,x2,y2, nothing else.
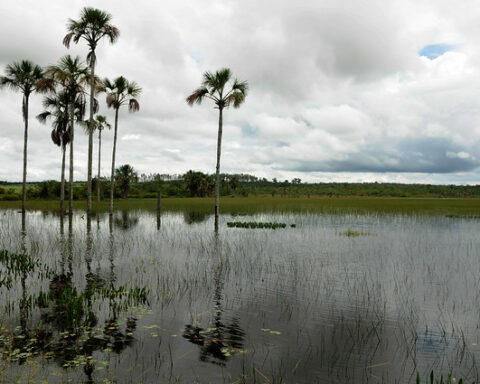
445,214,480,219
0,250,53,289
340,228,370,237
227,221,290,229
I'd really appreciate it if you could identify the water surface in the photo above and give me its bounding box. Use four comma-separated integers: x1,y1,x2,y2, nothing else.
0,208,479,383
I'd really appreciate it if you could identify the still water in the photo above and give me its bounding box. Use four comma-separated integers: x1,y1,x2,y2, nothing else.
0,208,479,383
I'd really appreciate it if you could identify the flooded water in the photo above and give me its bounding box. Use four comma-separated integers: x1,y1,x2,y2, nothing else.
1,208,480,383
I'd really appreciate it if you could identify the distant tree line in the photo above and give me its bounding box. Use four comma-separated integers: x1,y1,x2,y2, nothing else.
2,167,480,200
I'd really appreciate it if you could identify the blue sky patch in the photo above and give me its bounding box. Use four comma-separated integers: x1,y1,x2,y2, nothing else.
419,44,454,60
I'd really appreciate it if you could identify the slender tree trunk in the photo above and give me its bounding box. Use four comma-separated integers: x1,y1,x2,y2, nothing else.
60,145,66,214
214,107,223,232
21,95,29,214
97,129,102,201
68,104,74,215
87,53,96,215
109,108,119,215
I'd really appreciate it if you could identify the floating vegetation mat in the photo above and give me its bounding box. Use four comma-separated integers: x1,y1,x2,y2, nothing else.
340,228,370,237
227,221,295,229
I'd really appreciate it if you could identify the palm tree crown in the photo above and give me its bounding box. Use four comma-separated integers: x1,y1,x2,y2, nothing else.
186,68,248,110
103,76,141,111
94,114,111,131
63,7,119,65
37,90,71,148
42,55,90,99
0,60,44,97
38,91,85,145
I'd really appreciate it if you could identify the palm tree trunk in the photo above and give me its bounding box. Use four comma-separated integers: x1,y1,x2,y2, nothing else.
68,105,74,215
109,108,119,215
97,129,102,201
87,53,95,215
60,145,66,214
214,107,223,232
21,95,29,214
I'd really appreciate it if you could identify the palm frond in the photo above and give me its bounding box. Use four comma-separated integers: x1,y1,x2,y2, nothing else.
226,91,246,108
127,81,142,98
231,78,248,94
104,25,120,44
35,77,56,94
63,31,75,48
0,75,18,91
186,87,209,106
93,98,99,114
36,111,51,124
86,51,96,66
106,93,118,109
128,99,140,112
51,129,61,146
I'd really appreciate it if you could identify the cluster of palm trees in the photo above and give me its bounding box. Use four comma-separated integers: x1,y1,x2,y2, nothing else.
2,7,249,227
0,7,141,216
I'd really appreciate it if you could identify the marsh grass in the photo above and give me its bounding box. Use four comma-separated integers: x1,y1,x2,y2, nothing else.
0,209,480,383
1,196,480,216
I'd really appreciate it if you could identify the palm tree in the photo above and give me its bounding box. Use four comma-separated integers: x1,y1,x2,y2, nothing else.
114,164,138,199
63,7,119,214
0,60,44,214
186,68,248,231
37,91,71,213
42,55,89,214
94,115,111,201
103,76,141,214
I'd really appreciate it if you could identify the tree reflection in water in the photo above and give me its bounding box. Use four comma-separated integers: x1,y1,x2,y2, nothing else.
183,236,244,366
113,210,139,230
0,213,147,383
183,211,210,225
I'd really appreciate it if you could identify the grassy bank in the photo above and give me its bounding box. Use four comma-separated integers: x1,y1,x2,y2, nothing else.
1,196,480,216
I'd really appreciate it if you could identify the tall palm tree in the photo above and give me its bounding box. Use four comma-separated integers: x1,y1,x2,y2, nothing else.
94,115,111,201
186,68,248,231
37,91,85,213
37,91,71,213
42,55,89,214
103,76,141,215
63,7,119,214
0,60,44,214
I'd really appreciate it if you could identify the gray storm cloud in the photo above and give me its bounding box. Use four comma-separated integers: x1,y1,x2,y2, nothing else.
1,0,480,184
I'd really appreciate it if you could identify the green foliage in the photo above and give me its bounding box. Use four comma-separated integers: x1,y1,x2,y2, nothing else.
114,164,138,198
416,371,463,384
4,174,480,202
0,250,39,288
184,171,213,197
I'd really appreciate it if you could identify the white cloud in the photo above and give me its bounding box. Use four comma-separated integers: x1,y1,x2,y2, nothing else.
0,0,480,183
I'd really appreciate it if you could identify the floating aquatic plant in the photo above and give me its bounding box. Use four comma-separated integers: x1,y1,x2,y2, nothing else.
226,221,291,229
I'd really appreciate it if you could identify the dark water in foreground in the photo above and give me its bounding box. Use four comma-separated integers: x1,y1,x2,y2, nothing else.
0,209,480,383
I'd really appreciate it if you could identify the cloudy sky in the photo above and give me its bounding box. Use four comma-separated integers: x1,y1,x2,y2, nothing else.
1,0,480,184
